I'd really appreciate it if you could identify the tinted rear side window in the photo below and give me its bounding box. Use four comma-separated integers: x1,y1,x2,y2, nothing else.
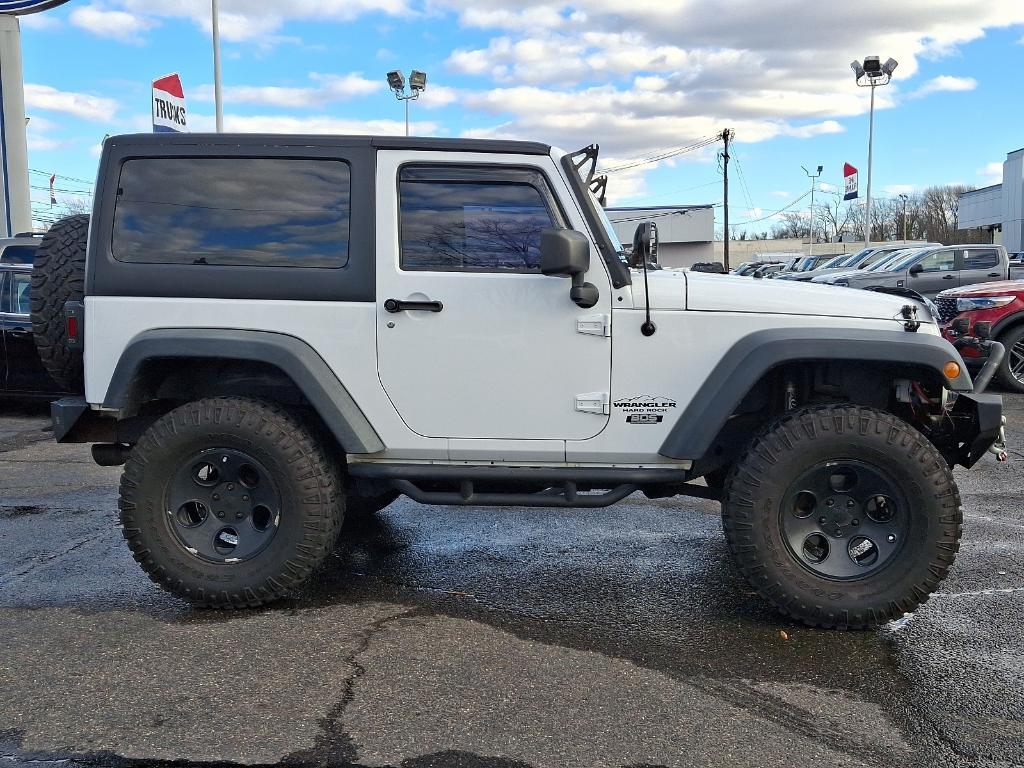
0,245,36,265
963,249,999,269
112,158,350,268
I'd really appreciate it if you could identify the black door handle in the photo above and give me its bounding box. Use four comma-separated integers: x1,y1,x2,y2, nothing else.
942,274,955,279
989,273,1001,277
384,298,443,313
8,327,30,337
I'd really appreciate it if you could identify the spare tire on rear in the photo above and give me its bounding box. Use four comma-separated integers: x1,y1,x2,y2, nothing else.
30,214,89,391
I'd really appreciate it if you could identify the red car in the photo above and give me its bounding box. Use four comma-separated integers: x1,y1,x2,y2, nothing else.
938,280,1024,391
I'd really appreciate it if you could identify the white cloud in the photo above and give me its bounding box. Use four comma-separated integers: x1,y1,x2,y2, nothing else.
193,72,381,109
909,75,978,99
978,161,1003,185
187,112,442,137
24,84,118,122
111,0,412,44
438,0,1022,172
883,184,918,196
771,191,791,199
69,4,158,43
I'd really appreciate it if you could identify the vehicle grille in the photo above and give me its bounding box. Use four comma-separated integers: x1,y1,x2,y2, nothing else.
935,296,959,324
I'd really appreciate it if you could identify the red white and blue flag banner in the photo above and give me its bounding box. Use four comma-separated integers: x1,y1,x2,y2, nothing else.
48,173,55,205
152,73,187,133
843,163,859,201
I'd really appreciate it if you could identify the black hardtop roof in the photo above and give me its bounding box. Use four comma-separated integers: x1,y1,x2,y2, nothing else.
105,133,552,156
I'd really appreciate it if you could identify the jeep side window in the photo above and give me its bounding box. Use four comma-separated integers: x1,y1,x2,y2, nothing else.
917,249,955,272
398,165,565,272
111,158,351,268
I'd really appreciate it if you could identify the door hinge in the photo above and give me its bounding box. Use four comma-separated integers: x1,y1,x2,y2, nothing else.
577,314,611,337
575,392,610,415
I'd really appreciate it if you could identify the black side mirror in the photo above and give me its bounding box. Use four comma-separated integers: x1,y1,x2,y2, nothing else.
909,263,924,276
630,221,660,269
540,229,599,309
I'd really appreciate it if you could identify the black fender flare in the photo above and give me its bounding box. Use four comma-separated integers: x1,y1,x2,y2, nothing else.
658,327,972,461
103,328,385,455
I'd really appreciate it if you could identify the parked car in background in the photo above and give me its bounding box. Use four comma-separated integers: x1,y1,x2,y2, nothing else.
768,252,842,278
812,247,929,286
938,279,1024,391
0,235,70,400
826,244,1010,299
775,243,941,282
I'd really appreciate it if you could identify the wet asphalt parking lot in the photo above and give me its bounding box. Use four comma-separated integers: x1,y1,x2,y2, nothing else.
1,397,1023,768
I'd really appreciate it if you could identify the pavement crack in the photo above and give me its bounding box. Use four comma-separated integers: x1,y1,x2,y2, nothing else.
283,606,415,766
0,534,104,586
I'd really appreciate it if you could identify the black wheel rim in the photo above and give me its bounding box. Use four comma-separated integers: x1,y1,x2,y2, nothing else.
780,459,908,580
164,448,282,563
1009,339,1024,383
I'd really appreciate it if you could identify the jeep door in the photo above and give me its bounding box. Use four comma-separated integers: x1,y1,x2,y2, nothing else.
375,152,612,441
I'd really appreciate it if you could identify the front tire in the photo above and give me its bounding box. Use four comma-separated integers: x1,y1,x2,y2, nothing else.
995,325,1024,393
119,398,344,608
722,404,962,629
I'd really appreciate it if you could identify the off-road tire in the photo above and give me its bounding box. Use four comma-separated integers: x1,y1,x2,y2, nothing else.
722,404,962,629
30,214,89,391
119,397,344,608
995,325,1024,394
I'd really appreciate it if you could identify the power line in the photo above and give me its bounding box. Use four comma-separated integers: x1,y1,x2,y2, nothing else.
731,190,811,226
733,157,755,210
29,168,94,187
601,135,720,175
607,208,695,224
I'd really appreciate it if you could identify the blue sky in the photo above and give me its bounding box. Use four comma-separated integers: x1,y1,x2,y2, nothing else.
16,1,1024,233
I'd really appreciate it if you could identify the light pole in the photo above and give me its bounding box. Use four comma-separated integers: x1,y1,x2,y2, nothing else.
386,70,427,137
851,55,898,248
898,193,909,242
212,0,223,132
802,164,823,255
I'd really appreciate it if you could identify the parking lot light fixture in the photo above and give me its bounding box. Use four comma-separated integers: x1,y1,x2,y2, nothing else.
852,55,898,248
386,69,427,137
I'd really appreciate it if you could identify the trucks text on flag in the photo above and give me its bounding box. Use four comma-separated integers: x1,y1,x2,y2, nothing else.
152,73,187,133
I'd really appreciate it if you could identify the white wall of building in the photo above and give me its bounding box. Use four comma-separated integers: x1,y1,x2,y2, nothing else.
958,148,1024,254
606,206,714,269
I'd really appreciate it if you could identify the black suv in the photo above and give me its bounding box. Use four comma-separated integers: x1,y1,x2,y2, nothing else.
1,235,68,399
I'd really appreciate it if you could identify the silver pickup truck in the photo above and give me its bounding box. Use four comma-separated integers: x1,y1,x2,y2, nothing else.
814,244,1013,299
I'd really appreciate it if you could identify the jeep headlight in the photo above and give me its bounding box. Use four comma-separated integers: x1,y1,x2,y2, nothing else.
955,296,1015,312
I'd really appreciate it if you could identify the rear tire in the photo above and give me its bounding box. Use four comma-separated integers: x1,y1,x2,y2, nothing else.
119,397,344,608
30,214,89,391
995,325,1024,393
722,404,962,629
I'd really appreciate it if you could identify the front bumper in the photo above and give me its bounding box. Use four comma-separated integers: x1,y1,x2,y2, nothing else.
948,391,1005,467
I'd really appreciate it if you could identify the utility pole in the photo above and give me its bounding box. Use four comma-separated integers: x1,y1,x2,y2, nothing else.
899,193,908,242
721,128,734,270
802,164,823,256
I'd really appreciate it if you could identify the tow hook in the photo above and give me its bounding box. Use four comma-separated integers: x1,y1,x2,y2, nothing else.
989,416,1008,462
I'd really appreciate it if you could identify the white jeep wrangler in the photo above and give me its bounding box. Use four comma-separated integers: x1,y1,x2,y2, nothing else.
32,133,1005,628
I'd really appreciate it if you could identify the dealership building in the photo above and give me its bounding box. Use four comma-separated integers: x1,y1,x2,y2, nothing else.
958,148,1023,254
606,205,715,268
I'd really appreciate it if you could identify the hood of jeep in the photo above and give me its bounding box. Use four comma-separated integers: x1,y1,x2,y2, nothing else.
682,271,924,322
